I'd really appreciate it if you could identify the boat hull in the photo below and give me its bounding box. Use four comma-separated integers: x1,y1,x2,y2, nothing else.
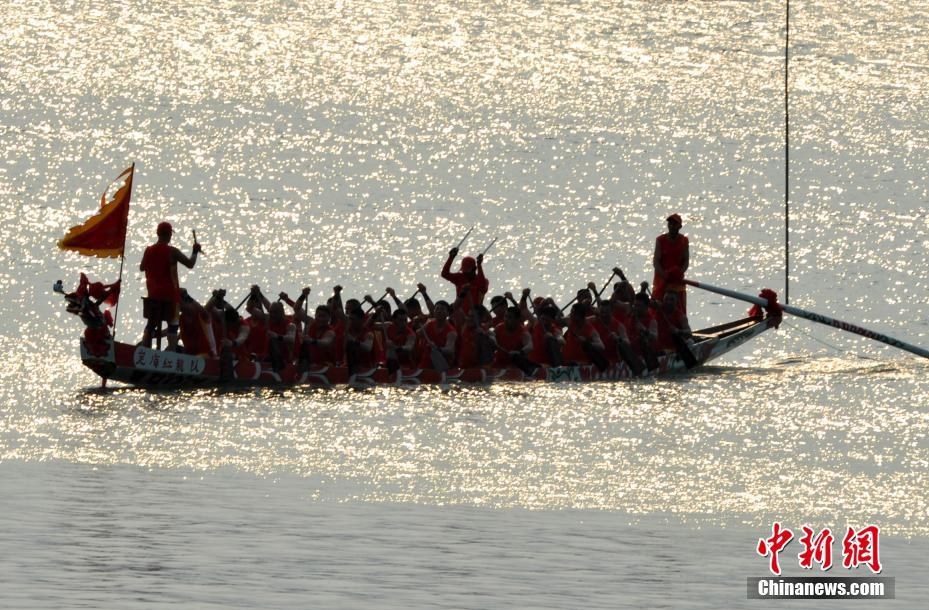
80,316,777,388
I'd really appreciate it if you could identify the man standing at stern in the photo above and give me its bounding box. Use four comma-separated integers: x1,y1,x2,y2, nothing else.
652,213,689,306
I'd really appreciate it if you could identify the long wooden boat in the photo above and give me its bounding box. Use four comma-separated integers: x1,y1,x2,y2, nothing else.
78,314,779,389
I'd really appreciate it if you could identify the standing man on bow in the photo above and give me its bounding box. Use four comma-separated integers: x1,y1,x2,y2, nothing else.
140,221,201,351
652,213,689,308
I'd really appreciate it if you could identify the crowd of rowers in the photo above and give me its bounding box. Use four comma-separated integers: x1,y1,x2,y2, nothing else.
140,214,692,377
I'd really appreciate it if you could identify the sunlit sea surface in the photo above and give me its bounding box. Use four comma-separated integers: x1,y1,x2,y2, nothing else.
2,1,929,607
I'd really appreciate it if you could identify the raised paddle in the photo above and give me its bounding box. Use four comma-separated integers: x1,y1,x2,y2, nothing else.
363,291,390,314
560,269,615,313
455,226,474,250
192,230,204,256
480,237,498,257
685,278,929,360
595,270,617,300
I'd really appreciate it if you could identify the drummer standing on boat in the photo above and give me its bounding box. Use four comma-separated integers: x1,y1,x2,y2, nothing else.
139,221,201,351
652,213,689,312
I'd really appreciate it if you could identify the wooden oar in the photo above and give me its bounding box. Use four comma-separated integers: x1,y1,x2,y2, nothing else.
455,226,474,250
363,291,390,314
414,324,450,373
234,292,250,311
193,230,204,257
560,269,615,313
480,237,498,256
685,278,929,360
594,270,618,300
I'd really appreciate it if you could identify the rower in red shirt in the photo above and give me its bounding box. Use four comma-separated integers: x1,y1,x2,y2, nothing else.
300,305,337,369
562,303,605,366
139,221,201,351
344,308,376,373
417,300,458,369
590,300,624,365
386,308,417,368
528,304,565,367
266,301,296,371
655,291,692,352
178,288,216,357
652,213,689,307
441,247,489,314
628,292,659,371
492,306,535,372
457,305,495,369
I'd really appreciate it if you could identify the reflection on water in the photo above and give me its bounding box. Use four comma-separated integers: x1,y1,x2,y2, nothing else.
3,347,928,537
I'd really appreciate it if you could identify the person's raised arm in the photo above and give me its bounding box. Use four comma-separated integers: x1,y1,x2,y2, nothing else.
173,242,201,269
417,283,435,316
330,286,345,322
385,287,405,311
441,248,458,281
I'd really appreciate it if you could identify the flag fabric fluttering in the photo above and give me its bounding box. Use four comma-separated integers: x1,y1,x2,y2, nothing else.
57,164,134,258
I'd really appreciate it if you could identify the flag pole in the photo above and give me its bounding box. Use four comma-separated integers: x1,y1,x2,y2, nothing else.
110,162,135,343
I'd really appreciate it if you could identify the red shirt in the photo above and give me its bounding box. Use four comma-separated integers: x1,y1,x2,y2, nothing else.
627,310,656,345
305,320,335,365
387,322,416,366
180,305,214,356
529,320,561,366
441,259,489,313
493,322,529,368
141,242,179,302
591,316,622,363
269,316,295,363
656,309,688,351
563,320,597,364
418,319,456,368
457,325,482,369
244,317,269,358
345,326,375,368
653,233,689,299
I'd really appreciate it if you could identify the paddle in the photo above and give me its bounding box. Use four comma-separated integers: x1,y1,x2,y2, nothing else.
455,226,474,250
685,278,929,360
363,291,390,314
480,237,498,257
414,324,450,373
560,269,615,313
192,230,204,257
595,270,617,300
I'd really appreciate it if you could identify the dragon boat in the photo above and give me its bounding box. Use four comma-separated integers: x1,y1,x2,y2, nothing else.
63,276,781,388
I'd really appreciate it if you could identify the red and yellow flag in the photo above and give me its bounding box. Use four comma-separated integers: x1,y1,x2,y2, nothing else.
58,164,134,258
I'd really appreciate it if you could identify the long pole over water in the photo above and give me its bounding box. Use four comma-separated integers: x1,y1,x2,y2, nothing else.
785,0,790,304
685,279,929,360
